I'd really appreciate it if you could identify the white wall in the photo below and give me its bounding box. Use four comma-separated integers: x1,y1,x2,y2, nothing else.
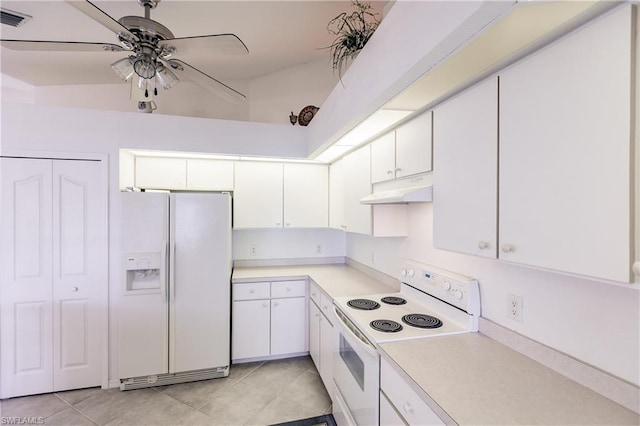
233,228,345,261
346,203,640,386
0,101,307,382
249,58,339,125
33,80,250,121
2,55,336,124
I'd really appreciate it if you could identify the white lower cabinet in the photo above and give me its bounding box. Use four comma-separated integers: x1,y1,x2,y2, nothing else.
380,391,407,426
308,282,334,393
232,280,307,362
380,357,445,426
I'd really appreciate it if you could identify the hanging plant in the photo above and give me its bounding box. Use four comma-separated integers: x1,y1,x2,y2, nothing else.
325,0,380,78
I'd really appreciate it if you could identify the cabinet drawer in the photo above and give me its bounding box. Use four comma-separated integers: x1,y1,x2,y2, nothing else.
380,358,444,426
271,280,306,298
233,282,270,300
309,281,321,306
320,292,335,325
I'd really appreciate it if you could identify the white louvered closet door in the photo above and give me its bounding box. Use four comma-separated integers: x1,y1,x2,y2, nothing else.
0,157,105,398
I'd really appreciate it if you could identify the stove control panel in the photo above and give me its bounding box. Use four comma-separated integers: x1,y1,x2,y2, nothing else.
400,261,480,316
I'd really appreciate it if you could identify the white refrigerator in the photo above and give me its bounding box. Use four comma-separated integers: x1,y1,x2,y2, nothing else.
119,192,231,389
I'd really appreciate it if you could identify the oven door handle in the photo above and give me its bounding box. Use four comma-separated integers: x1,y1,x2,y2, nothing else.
334,306,378,357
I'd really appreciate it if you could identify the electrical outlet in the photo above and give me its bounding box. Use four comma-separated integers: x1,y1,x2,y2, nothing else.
316,243,323,254
249,244,257,256
507,294,523,322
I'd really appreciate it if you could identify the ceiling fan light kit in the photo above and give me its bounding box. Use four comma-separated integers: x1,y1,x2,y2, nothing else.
1,0,249,110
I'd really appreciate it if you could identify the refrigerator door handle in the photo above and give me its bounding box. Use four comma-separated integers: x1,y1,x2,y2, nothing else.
161,240,168,302
170,240,176,302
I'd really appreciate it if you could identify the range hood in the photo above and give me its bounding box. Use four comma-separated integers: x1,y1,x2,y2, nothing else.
360,184,433,205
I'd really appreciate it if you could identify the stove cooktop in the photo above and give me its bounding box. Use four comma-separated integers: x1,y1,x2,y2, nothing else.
333,261,480,346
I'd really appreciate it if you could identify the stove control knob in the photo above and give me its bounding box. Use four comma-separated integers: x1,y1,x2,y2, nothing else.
442,281,451,291
400,269,407,277
408,269,415,277
453,289,463,300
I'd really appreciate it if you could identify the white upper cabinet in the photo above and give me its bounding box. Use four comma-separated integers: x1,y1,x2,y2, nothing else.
371,132,396,183
342,145,373,235
234,162,284,229
283,164,328,228
186,159,234,190
499,5,633,282
329,160,345,230
234,162,329,229
135,157,186,190
394,110,433,179
371,111,433,184
135,157,234,191
433,77,498,258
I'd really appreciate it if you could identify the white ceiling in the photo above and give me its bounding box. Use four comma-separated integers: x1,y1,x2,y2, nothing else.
0,0,386,86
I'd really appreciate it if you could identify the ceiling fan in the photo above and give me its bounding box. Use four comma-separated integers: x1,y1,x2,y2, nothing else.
1,0,249,108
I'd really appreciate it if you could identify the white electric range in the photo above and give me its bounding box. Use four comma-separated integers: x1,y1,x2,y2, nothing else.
331,260,480,426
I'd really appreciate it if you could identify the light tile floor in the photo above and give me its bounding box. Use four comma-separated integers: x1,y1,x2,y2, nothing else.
0,356,332,426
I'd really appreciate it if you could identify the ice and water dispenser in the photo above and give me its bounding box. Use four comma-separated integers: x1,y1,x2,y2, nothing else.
124,253,163,292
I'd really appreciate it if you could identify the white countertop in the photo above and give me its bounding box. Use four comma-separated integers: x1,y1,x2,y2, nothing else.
233,263,639,425
232,263,398,298
379,334,639,425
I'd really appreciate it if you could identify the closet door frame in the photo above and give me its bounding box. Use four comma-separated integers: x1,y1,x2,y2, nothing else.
1,150,109,392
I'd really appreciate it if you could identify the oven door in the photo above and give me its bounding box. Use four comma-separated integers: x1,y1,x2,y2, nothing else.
332,306,380,426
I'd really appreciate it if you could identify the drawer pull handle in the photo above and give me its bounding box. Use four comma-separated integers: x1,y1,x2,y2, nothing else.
403,402,414,415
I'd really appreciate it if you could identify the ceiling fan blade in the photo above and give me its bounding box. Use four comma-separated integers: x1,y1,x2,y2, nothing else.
66,0,138,41
1,39,125,52
164,59,246,104
159,34,249,55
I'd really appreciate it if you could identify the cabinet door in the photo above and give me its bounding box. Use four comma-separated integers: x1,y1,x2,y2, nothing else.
52,160,105,391
433,77,498,258
309,301,321,370
380,392,407,426
186,159,234,190
283,164,328,228
499,6,632,282
0,158,54,398
271,297,306,356
135,157,187,190
234,162,284,229
371,132,396,183
395,110,432,178
342,145,372,235
329,160,345,230
232,299,270,360
319,313,334,393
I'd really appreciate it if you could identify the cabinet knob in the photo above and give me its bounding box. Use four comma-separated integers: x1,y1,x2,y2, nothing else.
501,243,515,253
387,170,393,175
478,241,490,250
276,222,281,226
262,302,269,308
312,292,317,297
402,402,414,415
395,167,402,173
249,289,255,294
286,287,291,292
72,286,79,292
